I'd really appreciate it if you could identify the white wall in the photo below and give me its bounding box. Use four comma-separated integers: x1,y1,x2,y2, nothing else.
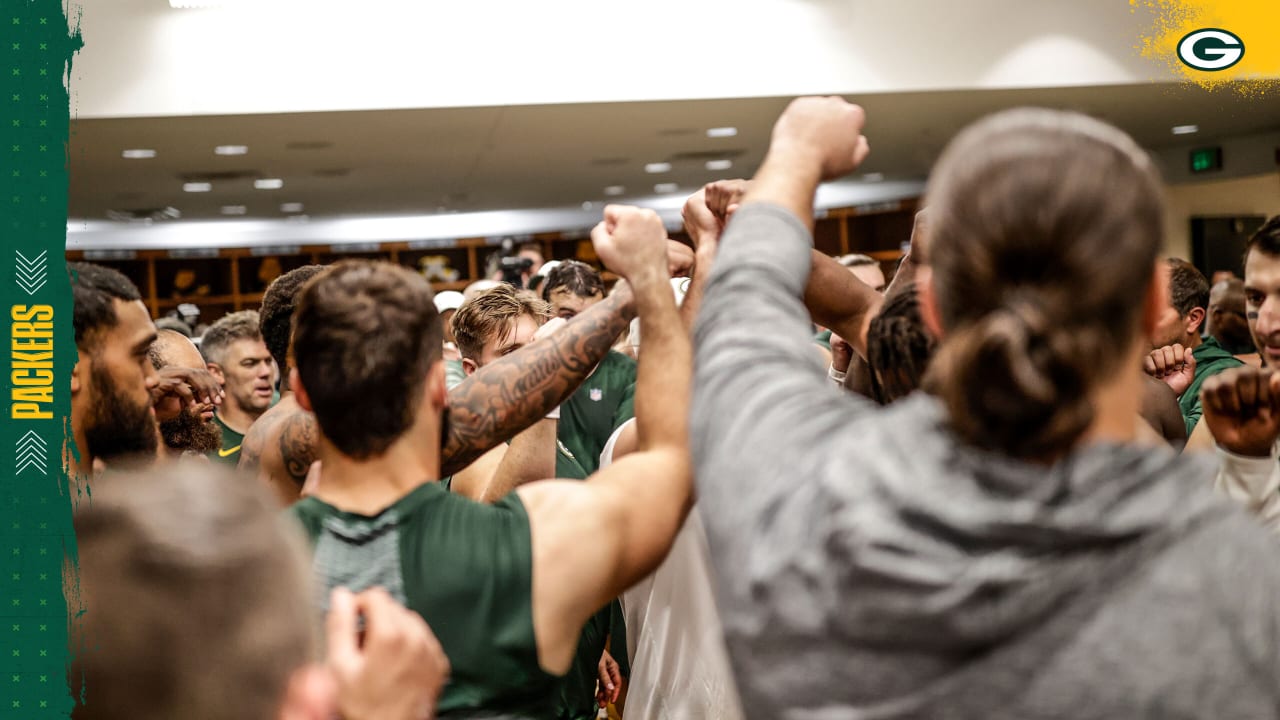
1163,172,1280,259
74,0,1169,118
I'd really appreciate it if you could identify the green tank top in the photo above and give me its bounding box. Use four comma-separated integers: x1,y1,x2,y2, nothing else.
289,482,558,718
559,351,636,475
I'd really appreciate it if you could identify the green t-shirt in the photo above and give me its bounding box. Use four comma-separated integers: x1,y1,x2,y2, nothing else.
560,351,636,475
813,328,833,351
547,421,629,720
1180,335,1244,436
557,603,613,720
445,358,468,390
208,414,245,466
290,483,559,718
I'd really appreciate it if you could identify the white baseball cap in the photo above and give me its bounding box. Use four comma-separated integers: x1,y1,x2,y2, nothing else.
433,290,465,314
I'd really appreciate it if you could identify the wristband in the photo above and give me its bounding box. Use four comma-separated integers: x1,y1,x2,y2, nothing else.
545,405,561,420
827,365,847,384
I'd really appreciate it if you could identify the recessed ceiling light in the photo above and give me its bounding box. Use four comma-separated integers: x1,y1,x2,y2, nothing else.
644,162,672,174
122,149,156,159
214,145,248,155
654,183,679,194
254,178,284,190
706,127,738,138
183,182,212,193
221,205,247,215
581,201,595,211
1172,124,1199,135
604,185,626,196
280,202,304,213
862,173,885,182
705,159,733,171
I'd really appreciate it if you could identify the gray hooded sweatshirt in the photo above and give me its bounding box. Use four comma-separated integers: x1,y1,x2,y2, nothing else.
691,204,1280,720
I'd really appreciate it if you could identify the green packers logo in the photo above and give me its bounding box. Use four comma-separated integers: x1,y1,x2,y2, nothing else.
1177,28,1245,72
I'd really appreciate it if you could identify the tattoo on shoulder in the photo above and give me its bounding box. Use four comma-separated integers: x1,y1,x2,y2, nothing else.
239,412,280,472
279,413,319,487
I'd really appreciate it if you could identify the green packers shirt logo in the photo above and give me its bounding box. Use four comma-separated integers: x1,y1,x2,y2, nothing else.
1177,28,1245,72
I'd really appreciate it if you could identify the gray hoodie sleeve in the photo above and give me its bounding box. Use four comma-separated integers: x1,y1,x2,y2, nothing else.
691,203,879,601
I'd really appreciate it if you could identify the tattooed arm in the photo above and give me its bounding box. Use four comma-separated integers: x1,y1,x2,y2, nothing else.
440,285,636,477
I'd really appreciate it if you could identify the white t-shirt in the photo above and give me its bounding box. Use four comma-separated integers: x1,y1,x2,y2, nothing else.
600,421,744,720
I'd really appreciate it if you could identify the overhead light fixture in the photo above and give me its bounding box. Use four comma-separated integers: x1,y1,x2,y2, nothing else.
581,201,595,211
221,205,247,215
705,159,733,171
644,162,672,174
280,202,304,213
214,145,249,155
1172,124,1199,135
706,127,738,138
183,182,212,193
255,178,284,190
122,148,156,159
603,185,626,196
862,173,885,182
654,182,679,194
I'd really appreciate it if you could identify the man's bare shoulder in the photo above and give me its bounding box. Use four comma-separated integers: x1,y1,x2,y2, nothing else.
240,396,317,499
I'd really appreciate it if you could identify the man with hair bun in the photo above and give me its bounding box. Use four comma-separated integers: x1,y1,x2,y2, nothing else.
692,97,1280,718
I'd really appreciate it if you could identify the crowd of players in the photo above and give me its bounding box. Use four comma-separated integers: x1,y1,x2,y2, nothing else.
66,97,1280,720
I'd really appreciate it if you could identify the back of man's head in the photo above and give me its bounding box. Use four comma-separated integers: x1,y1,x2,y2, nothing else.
865,284,936,404
1166,258,1210,319
70,262,143,351
451,283,551,362
71,461,313,720
1210,278,1255,353
201,310,263,367
292,261,442,459
260,265,327,372
148,328,199,371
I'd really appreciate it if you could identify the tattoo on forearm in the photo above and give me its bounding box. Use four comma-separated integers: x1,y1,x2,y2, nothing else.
440,290,634,476
280,413,318,487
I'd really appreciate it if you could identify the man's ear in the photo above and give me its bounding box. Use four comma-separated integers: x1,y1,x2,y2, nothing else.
206,362,226,386
290,368,313,413
1185,306,1207,336
916,266,944,340
426,360,448,411
1141,261,1170,338
276,664,335,720
71,354,83,395
461,357,477,377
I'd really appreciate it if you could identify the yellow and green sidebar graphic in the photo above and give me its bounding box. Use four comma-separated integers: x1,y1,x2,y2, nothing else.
1133,0,1280,91
2,2,82,718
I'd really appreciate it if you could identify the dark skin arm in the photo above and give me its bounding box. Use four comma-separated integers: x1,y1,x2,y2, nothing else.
440,285,636,476
704,179,885,357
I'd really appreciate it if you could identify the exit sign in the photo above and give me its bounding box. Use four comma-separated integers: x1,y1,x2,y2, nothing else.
1190,146,1223,173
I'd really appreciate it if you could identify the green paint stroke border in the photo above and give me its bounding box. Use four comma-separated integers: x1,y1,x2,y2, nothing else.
2,1,83,718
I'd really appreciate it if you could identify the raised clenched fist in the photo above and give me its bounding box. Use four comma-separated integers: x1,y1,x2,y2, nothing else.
769,96,871,181
591,205,669,283
1143,344,1197,398
1201,366,1280,457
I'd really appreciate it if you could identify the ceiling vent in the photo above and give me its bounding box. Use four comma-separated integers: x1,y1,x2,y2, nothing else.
179,169,260,183
107,206,182,223
668,148,747,162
